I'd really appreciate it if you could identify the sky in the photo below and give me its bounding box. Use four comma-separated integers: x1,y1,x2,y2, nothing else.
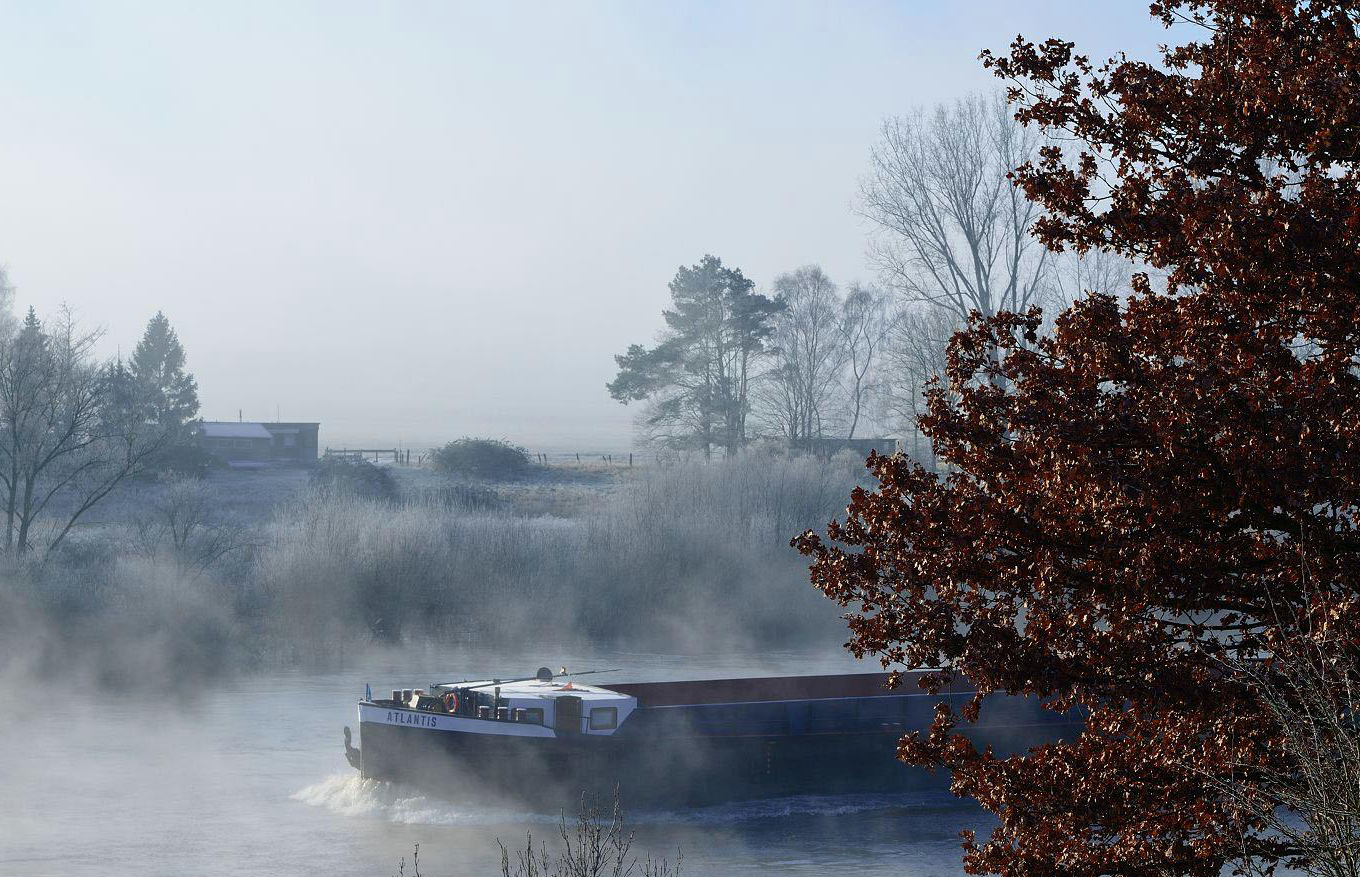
0,1,1169,452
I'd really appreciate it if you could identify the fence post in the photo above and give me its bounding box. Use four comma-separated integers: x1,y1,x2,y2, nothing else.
629,453,633,467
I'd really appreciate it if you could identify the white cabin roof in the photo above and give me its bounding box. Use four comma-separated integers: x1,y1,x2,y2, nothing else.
199,421,273,439
461,679,630,704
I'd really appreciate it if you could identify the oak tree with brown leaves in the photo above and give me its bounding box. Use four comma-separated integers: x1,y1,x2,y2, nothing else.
795,3,1360,876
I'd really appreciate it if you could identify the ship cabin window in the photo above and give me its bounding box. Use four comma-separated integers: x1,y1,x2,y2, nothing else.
522,708,544,725
589,707,618,730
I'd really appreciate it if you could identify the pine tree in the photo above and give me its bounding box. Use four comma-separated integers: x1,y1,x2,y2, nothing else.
129,311,199,440
608,255,782,458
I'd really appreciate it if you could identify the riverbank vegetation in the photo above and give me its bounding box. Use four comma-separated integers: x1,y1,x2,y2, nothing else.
0,450,861,686
429,437,534,480
498,794,681,877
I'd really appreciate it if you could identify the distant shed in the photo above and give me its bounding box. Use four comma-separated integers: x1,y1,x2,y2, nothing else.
804,437,898,460
263,422,320,464
196,421,320,467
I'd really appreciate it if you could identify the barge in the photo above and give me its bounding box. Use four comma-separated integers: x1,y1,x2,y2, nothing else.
345,667,1077,808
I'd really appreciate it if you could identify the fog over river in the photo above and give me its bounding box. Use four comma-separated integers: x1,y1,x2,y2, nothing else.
1,647,988,876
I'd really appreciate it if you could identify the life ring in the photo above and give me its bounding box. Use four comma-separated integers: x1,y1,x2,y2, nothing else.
443,692,459,713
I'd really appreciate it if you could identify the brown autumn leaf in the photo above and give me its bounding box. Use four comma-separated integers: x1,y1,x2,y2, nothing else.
796,3,1360,875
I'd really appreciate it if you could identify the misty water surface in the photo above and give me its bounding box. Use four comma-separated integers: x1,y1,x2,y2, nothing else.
1,647,988,876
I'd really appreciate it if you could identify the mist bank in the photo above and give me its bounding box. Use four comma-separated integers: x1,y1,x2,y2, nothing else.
0,452,866,688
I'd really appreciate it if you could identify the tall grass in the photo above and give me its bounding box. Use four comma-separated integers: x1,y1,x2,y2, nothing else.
257,452,857,655
255,494,586,649
1,452,866,680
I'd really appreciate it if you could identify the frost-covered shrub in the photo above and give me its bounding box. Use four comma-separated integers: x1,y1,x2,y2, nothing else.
429,438,533,481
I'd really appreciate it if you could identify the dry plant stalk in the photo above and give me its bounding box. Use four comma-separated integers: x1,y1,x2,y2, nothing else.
499,792,680,877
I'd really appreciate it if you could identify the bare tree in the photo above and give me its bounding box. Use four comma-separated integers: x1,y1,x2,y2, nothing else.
134,476,251,579
0,307,166,554
0,265,16,341
839,283,890,440
859,91,1050,327
859,92,1050,461
758,266,845,450
1049,248,1136,314
880,304,954,466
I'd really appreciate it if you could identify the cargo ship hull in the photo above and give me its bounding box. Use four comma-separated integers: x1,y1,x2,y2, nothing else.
352,671,1077,808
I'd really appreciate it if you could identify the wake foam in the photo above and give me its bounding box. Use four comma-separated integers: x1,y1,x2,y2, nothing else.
291,773,551,826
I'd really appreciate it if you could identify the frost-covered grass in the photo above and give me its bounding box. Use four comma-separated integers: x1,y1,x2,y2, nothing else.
1,452,868,682
256,452,857,655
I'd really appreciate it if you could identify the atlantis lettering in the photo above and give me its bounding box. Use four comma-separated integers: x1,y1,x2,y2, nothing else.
385,710,439,729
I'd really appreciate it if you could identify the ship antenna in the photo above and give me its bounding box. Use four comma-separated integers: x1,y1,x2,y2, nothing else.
433,667,624,690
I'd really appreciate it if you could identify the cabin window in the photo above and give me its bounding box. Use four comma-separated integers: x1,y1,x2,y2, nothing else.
522,708,544,725
589,707,618,730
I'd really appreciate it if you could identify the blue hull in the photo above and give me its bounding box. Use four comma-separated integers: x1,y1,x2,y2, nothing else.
356,672,1078,808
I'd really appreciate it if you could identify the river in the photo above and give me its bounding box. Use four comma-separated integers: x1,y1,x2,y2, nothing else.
0,646,988,876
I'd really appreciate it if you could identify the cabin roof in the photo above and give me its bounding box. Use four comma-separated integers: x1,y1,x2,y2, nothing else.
462,679,632,703
199,421,273,439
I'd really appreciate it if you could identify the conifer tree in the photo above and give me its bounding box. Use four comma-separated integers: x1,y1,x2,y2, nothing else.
609,255,782,458
129,311,199,440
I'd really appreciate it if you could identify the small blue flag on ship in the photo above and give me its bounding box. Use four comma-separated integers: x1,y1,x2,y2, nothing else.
365,683,372,701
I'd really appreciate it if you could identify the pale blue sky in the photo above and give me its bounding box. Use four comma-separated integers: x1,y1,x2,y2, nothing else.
0,2,1167,449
